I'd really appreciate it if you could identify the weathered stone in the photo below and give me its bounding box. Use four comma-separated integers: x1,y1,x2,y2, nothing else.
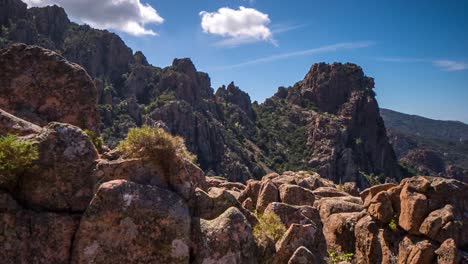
367,191,394,223
398,236,437,264
192,207,256,264
18,123,98,211
323,211,366,254
0,191,79,264
279,184,316,206
398,184,429,235
193,187,240,220
360,183,398,207
435,239,461,264
0,108,42,136
275,224,319,264
312,187,350,198
256,180,279,213
287,246,316,264
71,180,191,264
316,197,364,220
0,44,99,131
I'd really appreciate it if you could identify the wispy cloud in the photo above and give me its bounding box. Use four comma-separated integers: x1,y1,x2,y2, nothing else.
214,23,306,48
376,57,425,63
433,60,468,71
376,57,468,72
214,41,375,69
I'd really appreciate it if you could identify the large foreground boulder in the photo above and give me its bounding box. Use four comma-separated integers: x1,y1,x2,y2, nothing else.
71,180,191,264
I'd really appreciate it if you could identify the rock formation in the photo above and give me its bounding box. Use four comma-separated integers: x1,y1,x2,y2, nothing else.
0,44,99,131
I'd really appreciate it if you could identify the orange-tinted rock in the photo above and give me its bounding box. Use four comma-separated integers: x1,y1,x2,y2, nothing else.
264,202,320,228
435,239,461,264
312,187,350,198
0,192,79,264
0,44,99,131
279,184,316,206
367,191,394,223
71,180,191,264
398,184,428,234
360,183,397,207
275,224,320,263
256,180,279,213
323,211,366,254
398,236,437,264
192,207,256,264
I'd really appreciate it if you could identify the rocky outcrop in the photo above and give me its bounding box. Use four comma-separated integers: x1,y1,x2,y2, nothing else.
192,207,257,264
71,180,191,264
1,109,467,264
256,63,401,187
0,44,99,131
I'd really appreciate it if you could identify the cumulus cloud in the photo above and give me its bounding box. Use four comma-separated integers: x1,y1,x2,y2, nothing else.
200,6,273,46
433,60,468,71
23,0,164,36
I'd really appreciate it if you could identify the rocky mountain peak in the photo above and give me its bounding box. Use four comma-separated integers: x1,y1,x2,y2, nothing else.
215,82,255,120
132,51,149,66
0,0,27,26
299,62,375,113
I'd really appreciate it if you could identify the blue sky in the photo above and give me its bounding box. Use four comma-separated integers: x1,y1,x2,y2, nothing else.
26,0,468,123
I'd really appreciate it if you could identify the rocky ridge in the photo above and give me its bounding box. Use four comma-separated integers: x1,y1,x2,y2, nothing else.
0,0,402,186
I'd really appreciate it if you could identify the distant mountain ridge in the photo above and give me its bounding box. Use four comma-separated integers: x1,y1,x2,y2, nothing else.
381,108,468,142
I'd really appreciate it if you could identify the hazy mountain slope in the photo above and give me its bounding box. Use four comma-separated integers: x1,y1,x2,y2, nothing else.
381,108,468,142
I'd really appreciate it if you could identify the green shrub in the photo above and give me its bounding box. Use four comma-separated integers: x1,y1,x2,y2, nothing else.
83,129,104,150
355,137,362,145
0,134,39,182
253,211,287,242
389,215,398,231
118,126,196,173
327,251,354,264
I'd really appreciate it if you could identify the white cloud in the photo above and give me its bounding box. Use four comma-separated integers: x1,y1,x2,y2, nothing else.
377,57,468,72
23,0,164,36
433,60,468,71
200,6,273,46
215,41,375,69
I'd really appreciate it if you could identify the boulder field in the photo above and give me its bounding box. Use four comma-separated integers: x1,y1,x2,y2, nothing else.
1,109,467,263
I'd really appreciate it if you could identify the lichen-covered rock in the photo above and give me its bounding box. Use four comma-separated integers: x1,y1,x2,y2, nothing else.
71,180,191,264
264,202,321,228
287,246,317,264
0,191,79,264
16,122,98,211
322,211,366,254
192,207,257,264
0,44,99,131
256,180,279,213
279,184,316,206
193,187,241,220
0,108,42,136
275,224,321,264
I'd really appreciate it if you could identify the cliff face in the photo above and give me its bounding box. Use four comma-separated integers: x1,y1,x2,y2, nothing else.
255,63,401,186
